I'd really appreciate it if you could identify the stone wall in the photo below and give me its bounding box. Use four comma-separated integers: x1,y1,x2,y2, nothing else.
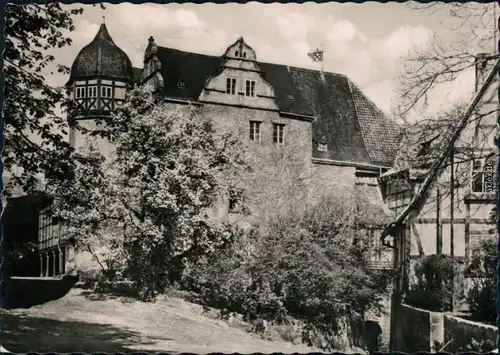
395,303,497,353
394,304,434,352
443,315,497,352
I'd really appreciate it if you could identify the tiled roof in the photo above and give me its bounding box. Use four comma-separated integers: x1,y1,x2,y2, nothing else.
154,46,401,166
67,24,134,86
350,83,402,166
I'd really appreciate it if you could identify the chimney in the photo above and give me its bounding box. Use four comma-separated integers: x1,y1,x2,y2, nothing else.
474,53,495,92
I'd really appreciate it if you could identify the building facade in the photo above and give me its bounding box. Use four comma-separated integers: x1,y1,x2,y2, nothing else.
380,54,499,309
38,23,400,278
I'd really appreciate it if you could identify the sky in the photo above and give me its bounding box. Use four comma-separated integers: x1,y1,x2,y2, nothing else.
49,2,497,121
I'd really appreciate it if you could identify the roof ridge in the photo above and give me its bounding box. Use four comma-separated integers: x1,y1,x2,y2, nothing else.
155,45,348,78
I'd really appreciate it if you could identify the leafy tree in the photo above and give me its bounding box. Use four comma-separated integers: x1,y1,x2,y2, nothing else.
464,238,497,324
404,254,456,312
4,3,85,194
48,87,248,300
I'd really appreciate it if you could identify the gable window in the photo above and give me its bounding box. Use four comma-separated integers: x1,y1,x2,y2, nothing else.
245,80,256,97
249,121,261,142
273,123,285,145
75,87,86,99
318,142,328,152
472,157,496,193
228,189,243,213
101,86,112,98
226,77,236,95
87,85,97,98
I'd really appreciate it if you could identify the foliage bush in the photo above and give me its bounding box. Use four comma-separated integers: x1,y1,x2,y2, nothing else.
48,87,247,301
464,238,497,325
184,194,392,351
404,254,456,312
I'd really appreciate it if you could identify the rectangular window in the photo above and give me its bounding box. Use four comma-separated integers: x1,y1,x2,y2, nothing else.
472,158,496,193
226,77,236,95
101,86,113,98
75,87,86,99
273,123,285,145
87,85,97,98
249,121,261,142
245,80,256,97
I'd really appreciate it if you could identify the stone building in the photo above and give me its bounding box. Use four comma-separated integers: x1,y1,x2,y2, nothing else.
37,23,400,279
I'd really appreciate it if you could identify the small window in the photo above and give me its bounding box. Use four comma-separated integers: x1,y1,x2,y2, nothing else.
88,85,97,98
317,142,327,152
226,77,237,95
75,87,85,99
287,94,294,100
245,80,256,97
229,189,243,213
177,81,186,89
273,123,285,145
472,158,496,193
249,121,261,142
101,86,112,98
243,52,247,58
235,50,239,57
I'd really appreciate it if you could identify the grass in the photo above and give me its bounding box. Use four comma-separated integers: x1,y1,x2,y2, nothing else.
1,285,327,353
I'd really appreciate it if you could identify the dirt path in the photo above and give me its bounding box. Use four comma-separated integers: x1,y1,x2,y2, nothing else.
1,288,322,353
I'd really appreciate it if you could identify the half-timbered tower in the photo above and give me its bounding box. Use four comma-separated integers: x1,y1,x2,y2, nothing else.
37,23,142,278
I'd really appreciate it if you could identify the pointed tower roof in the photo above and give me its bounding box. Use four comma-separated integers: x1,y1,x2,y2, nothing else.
67,23,134,86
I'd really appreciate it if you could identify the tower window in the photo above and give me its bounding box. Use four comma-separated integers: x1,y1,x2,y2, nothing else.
235,50,239,57
249,121,261,142
245,80,256,97
101,86,112,98
87,85,97,98
273,123,285,145
243,52,247,58
75,87,86,99
226,77,237,95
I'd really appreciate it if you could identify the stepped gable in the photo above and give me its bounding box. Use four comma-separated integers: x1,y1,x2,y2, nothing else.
153,46,400,167
67,23,134,85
